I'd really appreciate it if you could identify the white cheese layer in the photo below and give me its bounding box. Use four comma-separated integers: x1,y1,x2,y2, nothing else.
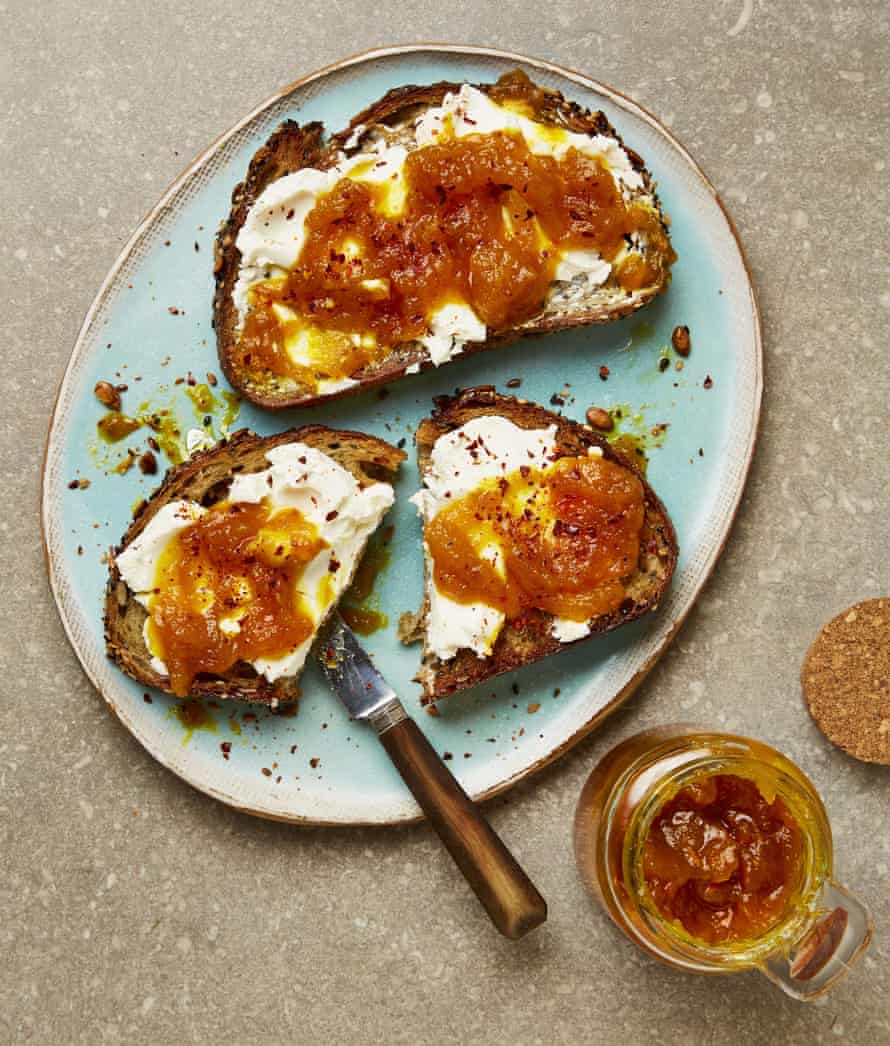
116,443,394,684
233,83,638,368
410,416,594,660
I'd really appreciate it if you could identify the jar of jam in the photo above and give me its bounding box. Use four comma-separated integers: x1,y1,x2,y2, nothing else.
574,727,872,999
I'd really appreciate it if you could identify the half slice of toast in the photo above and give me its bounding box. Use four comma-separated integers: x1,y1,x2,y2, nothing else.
105,426,404,705
214,71,675,410
404,388,678,701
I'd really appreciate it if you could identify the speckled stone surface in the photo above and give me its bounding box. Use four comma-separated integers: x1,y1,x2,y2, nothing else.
3,2,890,1043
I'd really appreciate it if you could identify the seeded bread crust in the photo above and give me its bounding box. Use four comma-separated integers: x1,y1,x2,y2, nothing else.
214,75,674,410
405,387,678,702
104,427,404,705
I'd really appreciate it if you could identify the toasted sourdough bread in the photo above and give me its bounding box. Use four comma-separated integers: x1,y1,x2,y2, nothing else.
105,427,404,705
404,388,678,702
214,72,674,410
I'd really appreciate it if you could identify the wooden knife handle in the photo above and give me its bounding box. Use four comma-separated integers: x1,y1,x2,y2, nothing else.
374,708,547,939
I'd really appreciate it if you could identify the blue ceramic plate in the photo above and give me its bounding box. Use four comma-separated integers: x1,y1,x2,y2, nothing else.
43,46,761,824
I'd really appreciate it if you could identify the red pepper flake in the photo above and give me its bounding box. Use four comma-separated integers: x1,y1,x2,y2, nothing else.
261,767,272,777
221,742,232,760
528,703,541,714
599,365,610,381
443,751,453,760
426,705,440,717
168,306,179,315
325,509,339,522
506,378,522,389
143,693,152,703
553,687,561,697
147,436,160,452
703,374,714,389
77,545,83,556
309,757,320,769
187,372,196,386
290,745,297,754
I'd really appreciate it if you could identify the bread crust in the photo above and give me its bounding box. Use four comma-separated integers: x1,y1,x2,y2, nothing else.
214,76,674,410
408,387,678,701
104,427,404,705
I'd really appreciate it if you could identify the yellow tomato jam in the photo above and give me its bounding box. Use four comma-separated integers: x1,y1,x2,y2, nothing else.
643,774,805,945
145,501,327,696
235,83,672,389
426,453,645,623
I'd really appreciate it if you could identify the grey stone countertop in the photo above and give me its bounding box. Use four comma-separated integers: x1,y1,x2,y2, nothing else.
2,1,889,1043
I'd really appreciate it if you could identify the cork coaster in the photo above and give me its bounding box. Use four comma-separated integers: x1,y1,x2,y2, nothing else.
802,598,890,764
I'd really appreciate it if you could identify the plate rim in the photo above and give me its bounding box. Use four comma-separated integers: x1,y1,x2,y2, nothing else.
41,42,762,826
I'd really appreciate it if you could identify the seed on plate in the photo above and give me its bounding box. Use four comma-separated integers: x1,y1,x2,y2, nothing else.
585,406,614,432
138,450,158,475
94,380,121,410
672,325,691,356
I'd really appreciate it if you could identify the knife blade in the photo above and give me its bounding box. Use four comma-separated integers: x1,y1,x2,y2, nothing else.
315,614,547,939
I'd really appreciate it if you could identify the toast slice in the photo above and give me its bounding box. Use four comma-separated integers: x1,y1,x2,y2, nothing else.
105,426,404,705
403,387,678,701
214,70,675,410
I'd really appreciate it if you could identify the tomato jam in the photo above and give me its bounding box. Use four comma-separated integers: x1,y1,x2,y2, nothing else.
146,501,327,695
642,774,805,945
425,453,644,623
236,81,673,388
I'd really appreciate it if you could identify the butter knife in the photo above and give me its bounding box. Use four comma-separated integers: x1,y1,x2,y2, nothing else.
315,614,547,939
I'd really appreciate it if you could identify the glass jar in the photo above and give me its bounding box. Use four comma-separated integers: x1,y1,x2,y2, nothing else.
573,726,872,999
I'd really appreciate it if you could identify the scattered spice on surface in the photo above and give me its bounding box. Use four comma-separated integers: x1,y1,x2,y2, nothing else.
528,703,541,714
658,357,670,372
206,372,217,386
309,757,320,769
261,767,271,777
168,306,180,315
506,378,522,389
704,375,714,389
599,365,610,381
221,742,231,760
550,392,565,406
426,705,440,717
443,751,453,760
143,693,152,704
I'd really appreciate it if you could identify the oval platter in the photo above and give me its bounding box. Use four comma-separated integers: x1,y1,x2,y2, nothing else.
43,45,761,824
